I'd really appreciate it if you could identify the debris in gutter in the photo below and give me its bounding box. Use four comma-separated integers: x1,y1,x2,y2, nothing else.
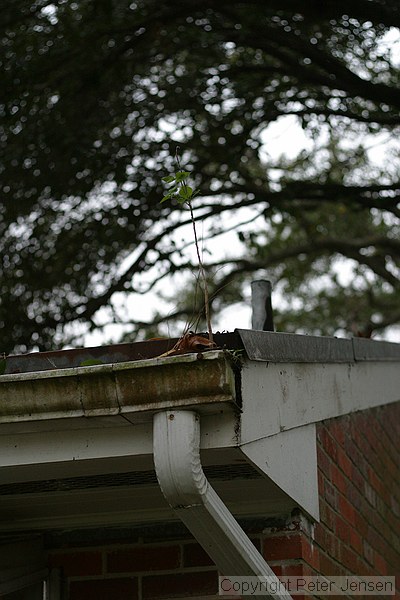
157,332,218,358
1,332,243,375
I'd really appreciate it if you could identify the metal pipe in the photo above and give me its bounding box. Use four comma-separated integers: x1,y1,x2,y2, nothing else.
251,280,274,331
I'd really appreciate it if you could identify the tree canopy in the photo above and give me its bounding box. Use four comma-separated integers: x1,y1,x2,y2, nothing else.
1,0,400,353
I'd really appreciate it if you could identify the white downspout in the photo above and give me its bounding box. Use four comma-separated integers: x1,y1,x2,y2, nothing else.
153,410,292,600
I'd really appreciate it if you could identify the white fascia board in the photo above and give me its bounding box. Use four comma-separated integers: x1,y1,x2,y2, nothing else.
240,360,400,442
239,359,400,521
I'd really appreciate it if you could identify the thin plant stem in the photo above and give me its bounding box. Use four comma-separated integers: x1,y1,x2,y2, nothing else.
161,149,214,343
188,200,213,343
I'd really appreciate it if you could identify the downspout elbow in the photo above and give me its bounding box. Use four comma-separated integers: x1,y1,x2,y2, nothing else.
153,410,292,600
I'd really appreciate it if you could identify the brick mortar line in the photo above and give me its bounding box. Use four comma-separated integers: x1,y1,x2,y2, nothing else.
324,410,400,474
314,535,391,574
317,439,368,486
317,443,398,527
314,503,399,568
134,565,219,577
318,497,397,556
353,427,399,479
67,565,219,581
49,540,190,553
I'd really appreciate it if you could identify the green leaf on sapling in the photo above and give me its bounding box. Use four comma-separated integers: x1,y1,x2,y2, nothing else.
178,185,193,200
162,175,176,183
175,171,190,182
161,192,177,203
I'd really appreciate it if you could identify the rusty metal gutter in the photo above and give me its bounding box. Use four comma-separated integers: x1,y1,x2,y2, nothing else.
2,333,243,375
0,350,238,423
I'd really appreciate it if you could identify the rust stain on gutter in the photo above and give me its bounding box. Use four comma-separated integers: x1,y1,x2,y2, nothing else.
0,351,238,423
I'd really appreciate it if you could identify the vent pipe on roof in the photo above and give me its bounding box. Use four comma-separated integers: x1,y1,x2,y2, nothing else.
153,410,292,600
251,280,274,331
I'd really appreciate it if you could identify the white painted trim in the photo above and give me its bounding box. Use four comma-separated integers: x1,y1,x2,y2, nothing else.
240,424,319,521
0,411,238,478
153,410,292,600
240,361,400,442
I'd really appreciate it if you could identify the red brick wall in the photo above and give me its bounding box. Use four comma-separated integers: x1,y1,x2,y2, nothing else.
48,539,218,600
257,402,400,594
316,402,400,580
47,402,400,599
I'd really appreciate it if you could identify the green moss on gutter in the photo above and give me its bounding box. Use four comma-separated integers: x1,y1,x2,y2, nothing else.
0,350,238,423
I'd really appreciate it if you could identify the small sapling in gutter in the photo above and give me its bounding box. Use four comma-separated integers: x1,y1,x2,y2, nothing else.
160,150,216,356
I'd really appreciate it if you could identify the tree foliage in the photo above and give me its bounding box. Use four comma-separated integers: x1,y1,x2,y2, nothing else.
1,0,400,352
